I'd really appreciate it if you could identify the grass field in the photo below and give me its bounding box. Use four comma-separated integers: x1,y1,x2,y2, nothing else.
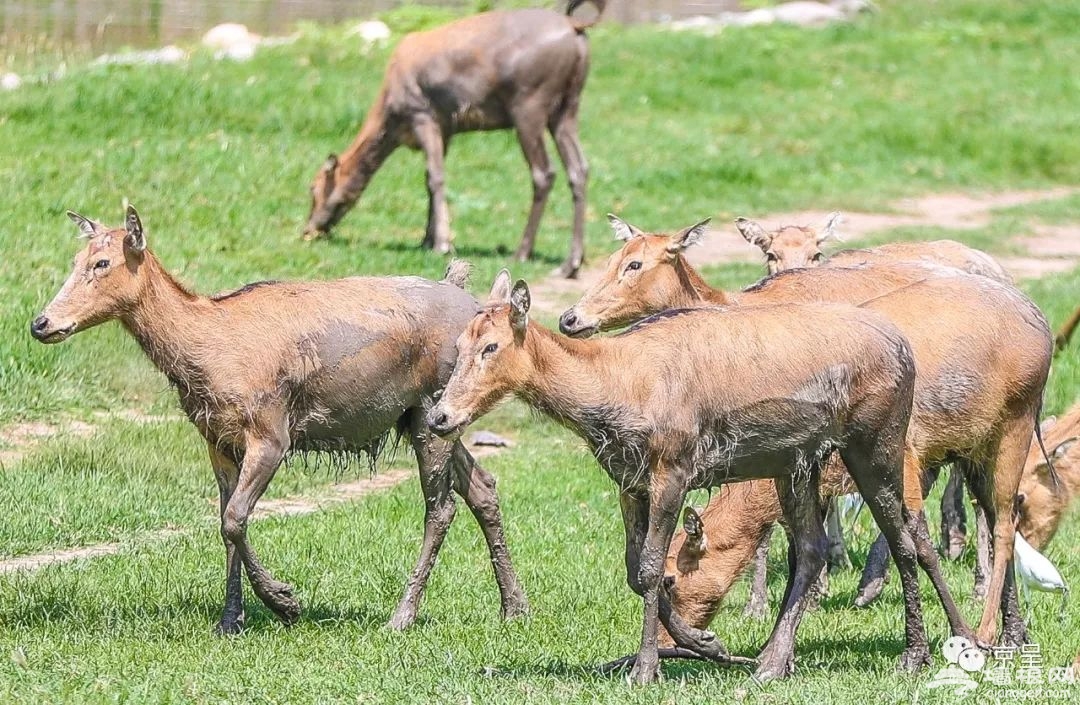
2,1,1080,702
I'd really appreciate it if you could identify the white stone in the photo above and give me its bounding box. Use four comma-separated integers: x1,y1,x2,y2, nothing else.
350,20,391,45
202,23,260,51
1,72,21,91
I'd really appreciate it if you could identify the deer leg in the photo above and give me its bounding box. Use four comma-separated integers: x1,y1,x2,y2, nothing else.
627,472,688,685
412,117,452,254
222,428,298,625
389,412,457,630
968,418,1033,645
824,498,851,572
511,111,554,264
940,467,968,560
854,464,940,607
209,443,245,635
743,524,772,620
753,467,826,682
551,113,588,278
973,502,991,599
449,441,529,620
840,444,931,673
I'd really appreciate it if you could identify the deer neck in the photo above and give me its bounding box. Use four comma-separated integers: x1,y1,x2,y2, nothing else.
336,97,398,205
120,254,216,396
674,255,731,307
518,324,643,452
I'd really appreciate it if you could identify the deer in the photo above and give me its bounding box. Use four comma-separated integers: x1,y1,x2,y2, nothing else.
560,216,1053,647
427,270,964,683
736,211,1011,281
736,213,1011,606
1017,404,1080,550
30,206,528,635
304,0,605,278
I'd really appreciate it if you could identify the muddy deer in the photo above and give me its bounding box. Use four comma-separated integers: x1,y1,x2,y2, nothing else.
737,213,1011,604
736,212,1010,281
304,0,605,278
427,270,967,683
31,206,527,634
561,217,1053,646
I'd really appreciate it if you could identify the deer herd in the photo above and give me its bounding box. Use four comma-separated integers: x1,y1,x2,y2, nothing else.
26,0,1080,689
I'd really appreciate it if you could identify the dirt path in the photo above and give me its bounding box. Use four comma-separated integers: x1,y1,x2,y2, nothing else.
530,186,1080,318
4,185,1078,575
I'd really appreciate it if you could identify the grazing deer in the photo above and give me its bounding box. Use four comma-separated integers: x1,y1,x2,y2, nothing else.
428,270,962,683
304,0,605,278
737,213,1011,604
561,217,1053,646
1017,405,1080,549
31,206,527,634
736,211,1011,281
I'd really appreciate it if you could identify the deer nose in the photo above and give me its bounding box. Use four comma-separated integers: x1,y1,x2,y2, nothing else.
426,408,450,434
30,316,50,340
558,309,579,334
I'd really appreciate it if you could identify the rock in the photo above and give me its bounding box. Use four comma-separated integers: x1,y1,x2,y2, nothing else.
202,23,260,50
771,2,848,27
92,45,187,67
0,72,21,91
349,20,391,46
469,431,514,448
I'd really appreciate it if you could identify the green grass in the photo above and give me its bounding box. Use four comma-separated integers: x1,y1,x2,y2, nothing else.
2,0,1080,701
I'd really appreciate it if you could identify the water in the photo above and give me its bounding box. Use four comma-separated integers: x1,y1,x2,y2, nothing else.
0,0,742,62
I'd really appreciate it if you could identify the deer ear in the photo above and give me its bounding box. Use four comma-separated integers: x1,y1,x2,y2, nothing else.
509,280,531,334
682,506,707,552
607,213,644,241
818,211,842,245
666,218,711,254
323,154,339,173
1052,437,1078,461
487,269,512,305
1040,416,1058,435
124,205,146,253
735,217,772,251
67,211,101,238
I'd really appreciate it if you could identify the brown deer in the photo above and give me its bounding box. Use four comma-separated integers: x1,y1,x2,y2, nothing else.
1054,305,1080,351
31,206,528,635
560,217,1053,646
1017,404,1080,549
428,270,967,683
737,213,1011,604
736,212,1011,281
304,0,605,278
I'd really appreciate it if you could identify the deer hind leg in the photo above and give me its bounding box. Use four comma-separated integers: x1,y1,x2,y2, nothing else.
221,427,298,626
209,443,245,635
969,416,1034,645
389,410,457,630
825,498,851,573
754,464,827,683
743,524,773,620
412,116,452,254
449,441,528,620
854,464,940,607
973,502,991,599
940,467,968,560
511,106,555,265
841,443,931,673
550,111,588,278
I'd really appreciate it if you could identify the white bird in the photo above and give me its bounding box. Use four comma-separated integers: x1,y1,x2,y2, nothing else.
1014,532,1068,621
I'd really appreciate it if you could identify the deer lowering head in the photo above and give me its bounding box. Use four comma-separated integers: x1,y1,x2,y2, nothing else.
735,212,842,274
558,214,712,337
31,206,151,343
427,270,533,437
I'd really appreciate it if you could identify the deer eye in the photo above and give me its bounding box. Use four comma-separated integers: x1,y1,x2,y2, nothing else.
811,252,824,263
625,261,642,272
94,259,110,270
765,252,778,262
482,343,498,357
